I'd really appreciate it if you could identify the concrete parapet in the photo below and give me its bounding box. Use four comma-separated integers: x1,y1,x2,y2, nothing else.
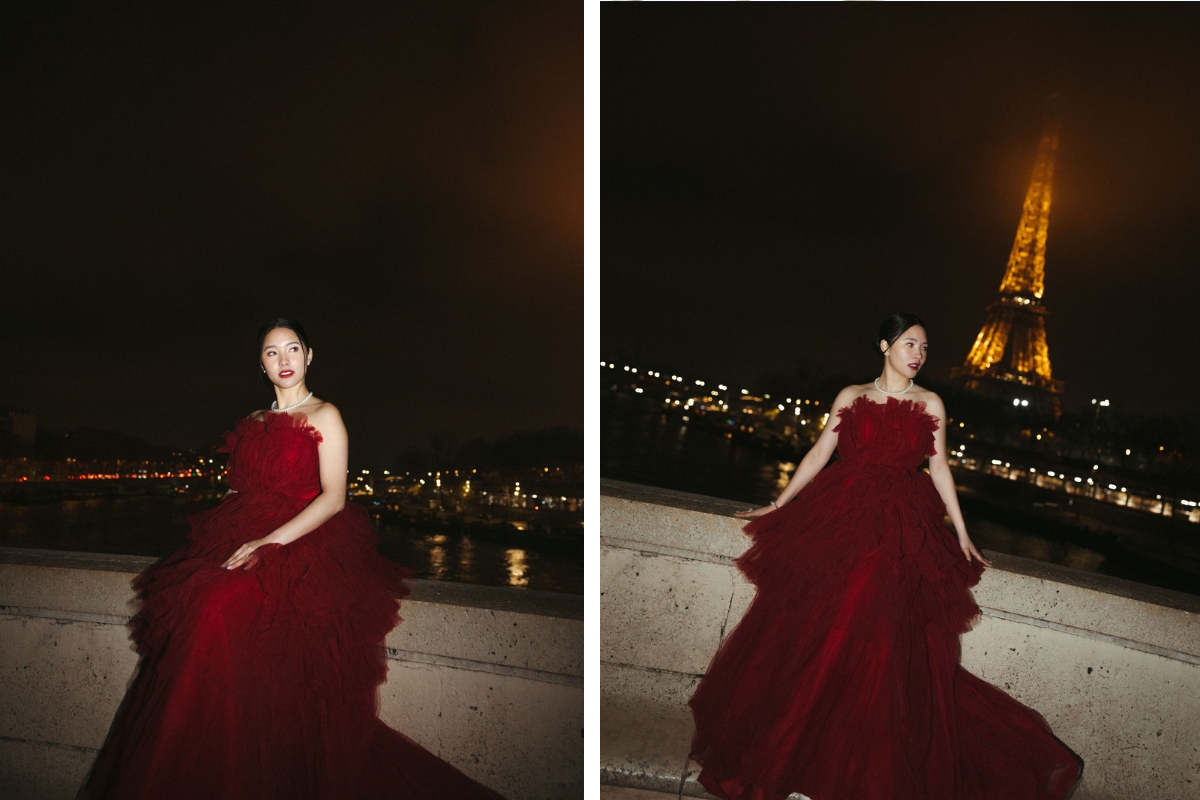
0,546,582,800
600,479,1200,800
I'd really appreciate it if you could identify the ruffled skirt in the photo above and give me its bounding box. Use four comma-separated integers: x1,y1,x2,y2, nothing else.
83,491,506,800
688,461,1082,800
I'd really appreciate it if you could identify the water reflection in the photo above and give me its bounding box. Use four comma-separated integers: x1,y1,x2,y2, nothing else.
774,462,796,491
505,548,529,588
425,533,449,580
373,518,580,593
459,535,476,585
0,497,583,593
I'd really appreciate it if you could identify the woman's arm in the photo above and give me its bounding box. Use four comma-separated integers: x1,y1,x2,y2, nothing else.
222,405,349,569
925,395,990,566
736,386,859,519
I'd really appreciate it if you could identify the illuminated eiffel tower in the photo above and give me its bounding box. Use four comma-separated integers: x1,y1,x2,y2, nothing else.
951,105,1065,413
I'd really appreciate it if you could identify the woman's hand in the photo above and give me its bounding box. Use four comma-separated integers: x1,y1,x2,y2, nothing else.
958,533,992,567
735,505,776,519
222,538,270,570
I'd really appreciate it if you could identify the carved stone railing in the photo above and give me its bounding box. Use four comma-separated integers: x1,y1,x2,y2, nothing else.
600,479,1200,800
0,546,582,800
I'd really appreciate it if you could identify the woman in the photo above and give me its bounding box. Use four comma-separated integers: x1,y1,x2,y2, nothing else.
83,318,506,800
688,313,1082,800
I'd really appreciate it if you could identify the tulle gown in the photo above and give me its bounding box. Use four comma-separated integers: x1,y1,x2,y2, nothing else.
688,396,1082,800
83,412,506,800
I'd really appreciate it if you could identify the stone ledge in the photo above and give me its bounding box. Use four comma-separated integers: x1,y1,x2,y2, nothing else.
600,481,1200,800
0,545,583,619
0,547,583,800
0,546,584,680
601,479,1200,662
601,478,1200,614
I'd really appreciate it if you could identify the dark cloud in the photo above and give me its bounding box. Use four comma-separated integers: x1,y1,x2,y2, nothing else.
603,4,1200,417
0,2,582,464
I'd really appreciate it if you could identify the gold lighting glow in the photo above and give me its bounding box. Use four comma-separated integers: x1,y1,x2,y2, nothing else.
952,102,1065,408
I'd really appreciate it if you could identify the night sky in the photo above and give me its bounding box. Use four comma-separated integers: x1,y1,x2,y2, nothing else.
603,5,1200,418
1,3,581,466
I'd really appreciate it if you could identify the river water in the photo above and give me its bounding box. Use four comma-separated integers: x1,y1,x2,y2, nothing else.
0,494,582,594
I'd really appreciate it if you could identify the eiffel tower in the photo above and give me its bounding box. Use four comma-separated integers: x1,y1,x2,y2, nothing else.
951,105,1065,413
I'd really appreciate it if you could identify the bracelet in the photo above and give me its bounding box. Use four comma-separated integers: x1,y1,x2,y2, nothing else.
770,500,778,508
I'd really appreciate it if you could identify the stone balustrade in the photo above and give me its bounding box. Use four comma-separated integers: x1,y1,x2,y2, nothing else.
600,479,1200,800
0,546,582,800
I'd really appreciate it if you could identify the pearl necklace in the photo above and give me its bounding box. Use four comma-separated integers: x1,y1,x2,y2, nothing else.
270,391,313,413
873,378,913,396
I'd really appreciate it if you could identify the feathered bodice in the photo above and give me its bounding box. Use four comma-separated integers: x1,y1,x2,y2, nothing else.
833,395,938,470
219,412,322,500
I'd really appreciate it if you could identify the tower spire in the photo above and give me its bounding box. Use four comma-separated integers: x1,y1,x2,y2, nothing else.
952,100,1065,410
998,117,1057,300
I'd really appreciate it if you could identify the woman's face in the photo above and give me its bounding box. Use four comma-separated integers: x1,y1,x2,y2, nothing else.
881,325,928,379
261,328,311,387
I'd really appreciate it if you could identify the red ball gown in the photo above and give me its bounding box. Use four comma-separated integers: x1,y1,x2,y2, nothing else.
688,396,1082,800
83,412,507,800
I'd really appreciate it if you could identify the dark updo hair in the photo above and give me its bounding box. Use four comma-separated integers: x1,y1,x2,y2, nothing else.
257,317,311,384
876,312,926,356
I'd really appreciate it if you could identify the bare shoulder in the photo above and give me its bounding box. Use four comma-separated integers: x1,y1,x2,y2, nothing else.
303,399,347,441
835,383,872,406
912,385,946,417
248,409,268,422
